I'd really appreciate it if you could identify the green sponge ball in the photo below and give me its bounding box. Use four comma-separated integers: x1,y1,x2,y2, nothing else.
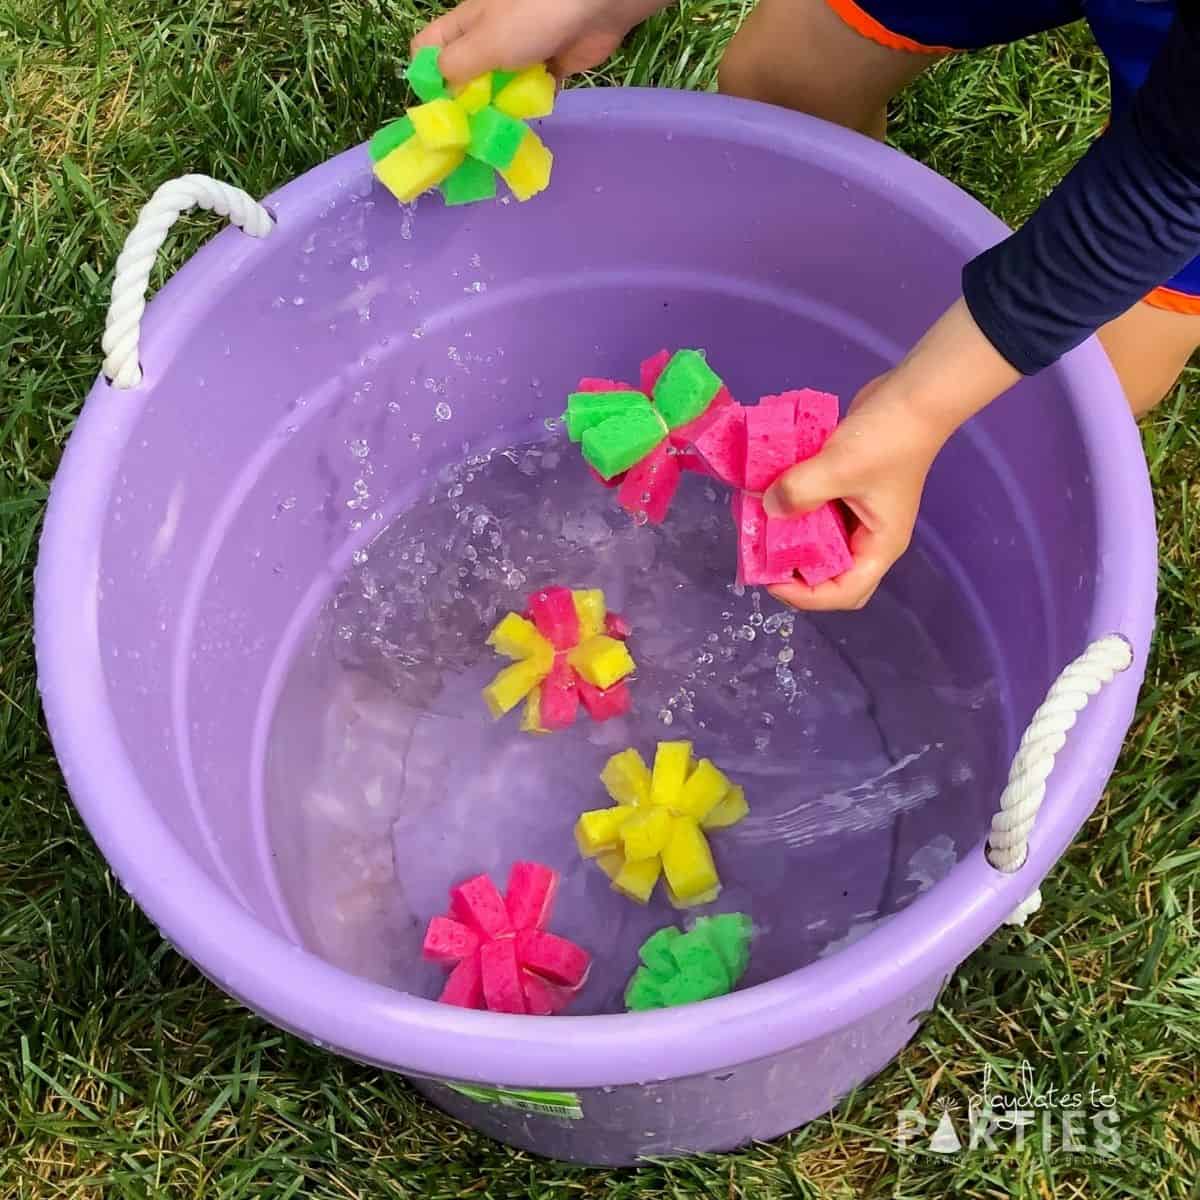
626,916,754,1012
441,157,497,206
652,349,723,429
407,45,447,102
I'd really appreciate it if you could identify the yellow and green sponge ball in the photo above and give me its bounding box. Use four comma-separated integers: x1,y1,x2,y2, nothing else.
369,47,556,206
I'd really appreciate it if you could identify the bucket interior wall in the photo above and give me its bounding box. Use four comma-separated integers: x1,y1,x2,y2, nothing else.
91,103,1099,971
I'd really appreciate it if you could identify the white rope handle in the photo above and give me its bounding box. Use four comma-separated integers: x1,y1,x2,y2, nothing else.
988,634,1134,926
101,174,273,389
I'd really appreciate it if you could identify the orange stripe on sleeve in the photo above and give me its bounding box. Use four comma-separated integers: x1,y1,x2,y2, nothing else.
824,0,956,55
1143,285,1200,316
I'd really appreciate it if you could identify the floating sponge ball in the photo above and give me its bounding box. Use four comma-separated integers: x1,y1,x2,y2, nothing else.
625,914,754,1011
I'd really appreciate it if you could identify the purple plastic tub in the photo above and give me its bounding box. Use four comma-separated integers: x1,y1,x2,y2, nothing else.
35,89,1155,1164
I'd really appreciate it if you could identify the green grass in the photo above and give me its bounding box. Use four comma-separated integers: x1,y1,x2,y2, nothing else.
2,1,1199,1196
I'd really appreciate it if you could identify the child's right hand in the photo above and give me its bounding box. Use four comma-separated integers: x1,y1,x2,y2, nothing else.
412,0,665,84
764,298,1021,612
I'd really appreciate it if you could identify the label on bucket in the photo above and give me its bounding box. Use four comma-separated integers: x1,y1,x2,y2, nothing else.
444,1082,584,1120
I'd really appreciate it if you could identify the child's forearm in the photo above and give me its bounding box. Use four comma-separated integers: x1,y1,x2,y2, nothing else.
962,1,1200,375
887,299,1021,443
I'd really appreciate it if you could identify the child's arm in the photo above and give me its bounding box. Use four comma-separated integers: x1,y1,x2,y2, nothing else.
764,298,1017,612
412,0,672,83
962,1,1200,374
768,3,1199,612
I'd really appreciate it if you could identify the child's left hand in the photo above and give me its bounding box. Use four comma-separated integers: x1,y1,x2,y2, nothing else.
764,297,1020,611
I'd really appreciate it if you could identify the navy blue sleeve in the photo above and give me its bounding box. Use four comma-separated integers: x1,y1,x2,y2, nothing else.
962,2,1200,375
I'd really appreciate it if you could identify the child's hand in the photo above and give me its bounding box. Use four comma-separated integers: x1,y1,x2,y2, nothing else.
413,0,666,84
764,298,1021,611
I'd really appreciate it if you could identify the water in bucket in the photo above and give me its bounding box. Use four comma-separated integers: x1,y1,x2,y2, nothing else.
263,424,1006,1013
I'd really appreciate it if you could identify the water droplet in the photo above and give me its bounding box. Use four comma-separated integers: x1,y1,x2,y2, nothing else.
349,439,369,458
658,708,674,726
435,402,452,421
777,646,794,664
632,511,649,527
776,665,796,697
351,255,370,271
543,416,559,432
352,548,369,566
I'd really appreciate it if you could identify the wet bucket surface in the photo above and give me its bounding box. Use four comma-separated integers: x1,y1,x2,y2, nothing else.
36,90,1155,1164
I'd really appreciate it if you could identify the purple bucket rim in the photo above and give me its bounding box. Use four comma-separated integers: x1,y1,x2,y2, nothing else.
35,88,1156,1088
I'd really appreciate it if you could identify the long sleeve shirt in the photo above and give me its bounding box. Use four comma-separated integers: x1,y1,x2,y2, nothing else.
962,1,1200,374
